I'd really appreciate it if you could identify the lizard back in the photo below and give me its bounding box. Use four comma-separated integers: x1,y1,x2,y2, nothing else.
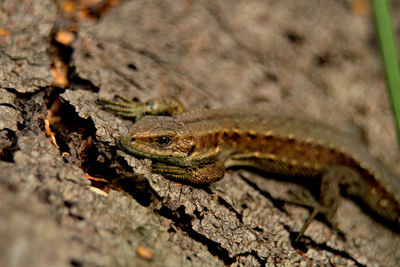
176,109,400,204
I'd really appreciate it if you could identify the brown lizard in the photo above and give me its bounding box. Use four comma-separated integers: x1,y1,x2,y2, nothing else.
99,96,400,239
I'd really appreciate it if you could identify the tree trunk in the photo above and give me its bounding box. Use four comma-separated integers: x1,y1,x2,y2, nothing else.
1,0,400,266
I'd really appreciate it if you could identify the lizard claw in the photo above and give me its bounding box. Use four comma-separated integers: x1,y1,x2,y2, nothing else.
98,96,186,120
98,96,148,119
285,189,343,241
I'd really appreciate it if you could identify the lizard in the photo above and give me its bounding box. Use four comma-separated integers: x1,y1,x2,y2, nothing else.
99,95,400,240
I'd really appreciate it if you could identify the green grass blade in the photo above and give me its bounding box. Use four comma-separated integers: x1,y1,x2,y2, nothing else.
370,0,400,148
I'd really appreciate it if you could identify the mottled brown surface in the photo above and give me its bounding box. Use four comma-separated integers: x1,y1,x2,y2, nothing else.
1,0,400,266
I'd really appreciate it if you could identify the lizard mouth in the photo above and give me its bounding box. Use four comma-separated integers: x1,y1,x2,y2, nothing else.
120,135,183,162
120,136,153,158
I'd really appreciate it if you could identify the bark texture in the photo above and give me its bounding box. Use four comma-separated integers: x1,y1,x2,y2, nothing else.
1,0,400,266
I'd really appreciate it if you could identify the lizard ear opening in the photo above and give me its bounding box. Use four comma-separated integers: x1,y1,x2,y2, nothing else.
187,145,196,157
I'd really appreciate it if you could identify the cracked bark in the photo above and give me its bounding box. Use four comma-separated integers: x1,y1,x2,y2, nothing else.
1,0,400,266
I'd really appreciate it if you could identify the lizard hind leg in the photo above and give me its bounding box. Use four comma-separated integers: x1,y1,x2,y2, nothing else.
288,189,341,241
291,166,353,241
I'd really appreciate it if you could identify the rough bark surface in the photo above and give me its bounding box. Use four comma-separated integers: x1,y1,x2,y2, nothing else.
1,0,400,266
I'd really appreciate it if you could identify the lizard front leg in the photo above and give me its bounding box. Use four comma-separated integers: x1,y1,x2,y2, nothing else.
98,95,186,120
152,159,226,185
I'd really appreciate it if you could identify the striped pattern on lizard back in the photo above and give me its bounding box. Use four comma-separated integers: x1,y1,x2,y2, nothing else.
121,108,400,228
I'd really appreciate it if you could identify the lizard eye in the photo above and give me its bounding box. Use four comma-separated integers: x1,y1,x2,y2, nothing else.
156,136,172,147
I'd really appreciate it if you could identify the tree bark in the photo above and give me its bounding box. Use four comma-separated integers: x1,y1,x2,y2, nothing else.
1,0,400,266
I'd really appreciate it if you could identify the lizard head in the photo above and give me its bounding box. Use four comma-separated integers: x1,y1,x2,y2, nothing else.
121,115,195,166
